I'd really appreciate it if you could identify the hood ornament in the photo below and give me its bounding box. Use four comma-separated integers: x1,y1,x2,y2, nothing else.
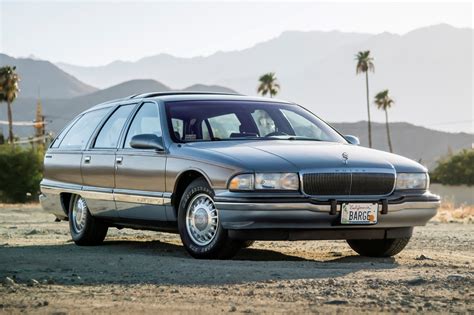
342,152,349,165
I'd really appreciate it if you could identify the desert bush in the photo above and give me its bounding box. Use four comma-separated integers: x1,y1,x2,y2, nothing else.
430,149,474,186
0,145,43,203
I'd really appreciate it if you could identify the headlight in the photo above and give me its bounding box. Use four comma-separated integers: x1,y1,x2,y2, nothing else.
396,173,429,190
228,174,254,191
255,173,299,190
229,173,299,191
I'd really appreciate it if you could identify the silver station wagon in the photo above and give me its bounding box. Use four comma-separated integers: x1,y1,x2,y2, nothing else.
40,92,440,259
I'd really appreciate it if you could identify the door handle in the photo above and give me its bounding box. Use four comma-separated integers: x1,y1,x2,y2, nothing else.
84,156,91,163
116,156,123,164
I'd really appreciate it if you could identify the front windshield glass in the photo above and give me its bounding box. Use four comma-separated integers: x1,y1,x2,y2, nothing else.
165,100,347,143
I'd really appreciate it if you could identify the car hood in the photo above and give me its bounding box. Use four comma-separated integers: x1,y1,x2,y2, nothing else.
182,140,427,173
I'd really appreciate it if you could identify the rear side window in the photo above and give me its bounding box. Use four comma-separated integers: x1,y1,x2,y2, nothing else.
59,108,109,150
50,116,80,148
94,105,134,149
124,102,161,148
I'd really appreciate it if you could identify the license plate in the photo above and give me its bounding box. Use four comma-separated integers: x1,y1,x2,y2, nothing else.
341,203,378,224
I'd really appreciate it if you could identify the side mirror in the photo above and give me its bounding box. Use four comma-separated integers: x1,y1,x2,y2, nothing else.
345,135,360,146
130,134,164,151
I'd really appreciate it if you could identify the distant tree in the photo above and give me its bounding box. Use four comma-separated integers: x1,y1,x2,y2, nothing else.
0,66,20,144
374,89,394,153
257,72,280,98
355,50,375,148
430,149,474,186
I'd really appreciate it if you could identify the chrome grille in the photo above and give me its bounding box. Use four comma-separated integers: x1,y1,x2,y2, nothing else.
302,172,395,196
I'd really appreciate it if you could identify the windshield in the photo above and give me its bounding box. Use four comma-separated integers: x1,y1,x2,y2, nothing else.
165,100,347,143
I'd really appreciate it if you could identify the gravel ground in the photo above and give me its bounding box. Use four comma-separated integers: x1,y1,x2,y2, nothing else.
0,204,472,314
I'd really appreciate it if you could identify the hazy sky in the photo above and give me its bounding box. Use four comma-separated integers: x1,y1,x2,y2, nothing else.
1,1,472,66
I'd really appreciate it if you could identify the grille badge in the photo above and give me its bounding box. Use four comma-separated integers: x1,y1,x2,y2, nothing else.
342,152,349,164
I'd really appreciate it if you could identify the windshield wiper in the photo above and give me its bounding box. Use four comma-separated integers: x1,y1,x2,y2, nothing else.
265,136,323,141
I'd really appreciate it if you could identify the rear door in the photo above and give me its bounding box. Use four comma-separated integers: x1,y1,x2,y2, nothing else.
114,101,168,221
81,104,136,217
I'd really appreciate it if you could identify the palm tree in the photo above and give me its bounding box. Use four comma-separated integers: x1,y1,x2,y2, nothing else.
0,66,20,144
374,89,394,153
257,72,280,98
355,50,375,148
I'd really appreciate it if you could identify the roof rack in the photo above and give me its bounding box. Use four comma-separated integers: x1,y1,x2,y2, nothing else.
127,94,140,99
131,91,241,99
90,91,242,110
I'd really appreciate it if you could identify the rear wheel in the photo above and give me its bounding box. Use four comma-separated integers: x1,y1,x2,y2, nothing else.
68,195,108,246
347,237,410,257
177,178,242,259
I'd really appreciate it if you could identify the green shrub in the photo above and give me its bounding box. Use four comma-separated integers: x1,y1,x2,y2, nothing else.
430,149,474,186
0,145,43,203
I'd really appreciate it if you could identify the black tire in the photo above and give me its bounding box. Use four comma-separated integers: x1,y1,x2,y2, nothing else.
68,195,108,246
347,237,410,257
177,177,242,259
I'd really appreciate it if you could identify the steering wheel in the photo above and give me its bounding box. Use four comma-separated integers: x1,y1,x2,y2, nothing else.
264,131,289,137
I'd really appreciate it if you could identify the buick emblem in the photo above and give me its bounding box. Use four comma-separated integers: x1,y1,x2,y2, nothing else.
342,152,349,164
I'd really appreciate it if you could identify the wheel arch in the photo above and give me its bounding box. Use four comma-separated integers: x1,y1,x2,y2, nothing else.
59,192,73,218
171,169,212,217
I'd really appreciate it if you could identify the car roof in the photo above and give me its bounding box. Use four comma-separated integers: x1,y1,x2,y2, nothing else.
85,91,293,113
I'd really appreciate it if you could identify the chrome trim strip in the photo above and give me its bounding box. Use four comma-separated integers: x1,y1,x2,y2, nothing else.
81,190,115,201
41,185,82,195
41,180,83,192
301,167,396,174
82,185,114,201
113,188,162,198
387,201,440,211
215,201,440,213
114,193,167,205
40,185,171,205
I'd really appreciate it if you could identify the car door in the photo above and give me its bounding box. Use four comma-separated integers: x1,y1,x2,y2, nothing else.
42,109,110,217
114,101,168,221
81,104,136,218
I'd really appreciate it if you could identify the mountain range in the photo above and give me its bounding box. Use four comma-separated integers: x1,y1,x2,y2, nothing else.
56,24,474,133
0,53,97,98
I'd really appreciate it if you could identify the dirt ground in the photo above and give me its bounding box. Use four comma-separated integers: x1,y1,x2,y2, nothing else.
0,204,472,314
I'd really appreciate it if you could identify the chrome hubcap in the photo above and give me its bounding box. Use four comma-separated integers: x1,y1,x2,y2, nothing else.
186,193,219,246
72,197,87,233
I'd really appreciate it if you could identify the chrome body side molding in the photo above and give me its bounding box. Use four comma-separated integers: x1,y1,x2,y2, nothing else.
40,181,172,220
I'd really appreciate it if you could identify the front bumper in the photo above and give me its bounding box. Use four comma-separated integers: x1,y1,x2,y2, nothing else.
215,193,440,240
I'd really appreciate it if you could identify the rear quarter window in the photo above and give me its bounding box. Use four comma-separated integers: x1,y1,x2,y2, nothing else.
50,116,80,148
58,108,109,150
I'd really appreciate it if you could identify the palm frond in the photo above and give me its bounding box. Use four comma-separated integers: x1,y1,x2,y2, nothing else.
257,72,280,97
0,66,20,103
355,50,375,74
374,89,394,110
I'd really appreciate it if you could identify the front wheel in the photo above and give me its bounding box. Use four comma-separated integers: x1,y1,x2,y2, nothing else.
68,195,108,246
347,237,411,257
177,178,242,259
